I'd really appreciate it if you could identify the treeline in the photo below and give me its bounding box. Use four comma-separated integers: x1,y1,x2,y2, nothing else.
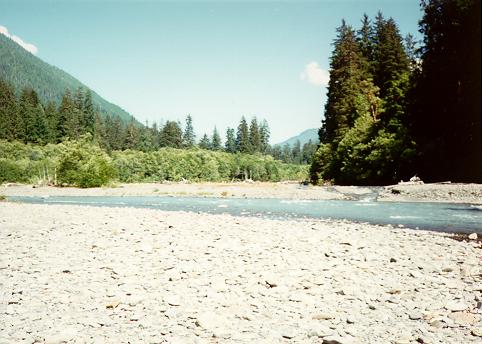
311,0,481,185
0,80,315,165
0,138,308,187
271,140,318,165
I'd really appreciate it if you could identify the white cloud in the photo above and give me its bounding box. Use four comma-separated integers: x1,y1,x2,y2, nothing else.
300,61,329,86
0,25,38,54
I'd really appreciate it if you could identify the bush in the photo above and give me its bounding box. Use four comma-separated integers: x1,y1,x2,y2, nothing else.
0,158,27,183
57,138,117,187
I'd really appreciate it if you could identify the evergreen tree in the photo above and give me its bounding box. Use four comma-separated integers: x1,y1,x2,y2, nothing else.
281,144,292,163
57,89,75,140
271,145,282,161
150,122,160,150
301,140,318,164
313,20,374,183
160,120,183,148
259,120,270,154
320,20,370,146
32,103,49,144
236,116,250,153
93,113,107,149
104,116,125,151
124,119,140,150
291,140,302,164
372,14,410,101
183,114,196,147
248,117,261,153
137,121,156,152
199,133,211,150
357,14,375,76
0,79,18,140
404,33,419,72
44,101,58,142
310,16,413,184
225,127,236,153
83,90,95,135
19,88,39,142
211,126,222,151
410,0,481,182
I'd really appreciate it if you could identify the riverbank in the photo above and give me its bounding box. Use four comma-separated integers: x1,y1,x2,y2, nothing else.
2,181,481,203
1,202,480,343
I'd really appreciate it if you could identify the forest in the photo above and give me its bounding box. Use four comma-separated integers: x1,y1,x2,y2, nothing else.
0,78,308,186
310,0,481,185
0,0,480,187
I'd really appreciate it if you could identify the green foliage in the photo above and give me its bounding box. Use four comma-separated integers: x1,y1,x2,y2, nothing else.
0,33,133,123
198,134,211,150
309,143,334,185
182,115,196,147
211,127,222,151
236,117,251,153
159,121,183,148
0,139,307,186
57,136,117,187
225,127,236,153
112,147,306,183
312,13,415,185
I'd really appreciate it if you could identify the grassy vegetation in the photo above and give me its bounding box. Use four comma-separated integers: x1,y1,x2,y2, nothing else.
0,138,308,187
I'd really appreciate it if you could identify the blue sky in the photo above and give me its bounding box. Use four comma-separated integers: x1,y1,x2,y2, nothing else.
0,0,423,143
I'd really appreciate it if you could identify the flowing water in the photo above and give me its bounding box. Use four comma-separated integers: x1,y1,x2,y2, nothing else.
8,195,482,234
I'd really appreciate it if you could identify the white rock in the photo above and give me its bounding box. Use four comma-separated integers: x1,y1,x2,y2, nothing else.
445,301,468,312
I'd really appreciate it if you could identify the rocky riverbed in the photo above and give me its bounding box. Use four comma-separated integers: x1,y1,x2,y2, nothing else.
0,203,480,343
2,182,481,204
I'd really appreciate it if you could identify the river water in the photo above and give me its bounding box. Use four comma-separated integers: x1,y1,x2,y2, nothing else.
8,195,482,234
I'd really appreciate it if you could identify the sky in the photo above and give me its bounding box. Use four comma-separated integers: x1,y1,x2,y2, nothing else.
0,0,424,144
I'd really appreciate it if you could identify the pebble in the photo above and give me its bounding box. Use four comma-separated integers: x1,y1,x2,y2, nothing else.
409,311,423,320
445,301,468,312
0,202,479,344
471,327,482,337
468,233,477,240
313,313,335,320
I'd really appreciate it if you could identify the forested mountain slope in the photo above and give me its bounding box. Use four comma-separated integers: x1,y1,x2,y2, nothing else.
0,33,134,123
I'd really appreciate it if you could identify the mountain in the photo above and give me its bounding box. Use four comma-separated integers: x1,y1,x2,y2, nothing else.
0,33,134,123
276,128,319,147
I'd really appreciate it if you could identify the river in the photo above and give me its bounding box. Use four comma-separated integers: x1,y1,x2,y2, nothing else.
8,195,482,233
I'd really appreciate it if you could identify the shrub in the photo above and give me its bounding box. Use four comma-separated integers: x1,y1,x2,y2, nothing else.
57,137,117,187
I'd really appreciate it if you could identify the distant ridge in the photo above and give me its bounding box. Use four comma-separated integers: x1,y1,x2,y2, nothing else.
0,33,135,123
276,128,319,147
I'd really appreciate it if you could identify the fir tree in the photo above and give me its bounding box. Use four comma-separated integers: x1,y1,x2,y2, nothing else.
236,116,250,153
211,126,222,151
199,133,211,150
225,127,236,153
160,121,183,148
0,79,18,140
57,89,75,140
183,114,196,147
259,119,270,154
124,119,140,150
357,14,375,76
281,144,292,163
19,88,39,142
410,0,481,182
83,90,95,135
44,101,58,142
291,140,302,164
249,117,261,153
